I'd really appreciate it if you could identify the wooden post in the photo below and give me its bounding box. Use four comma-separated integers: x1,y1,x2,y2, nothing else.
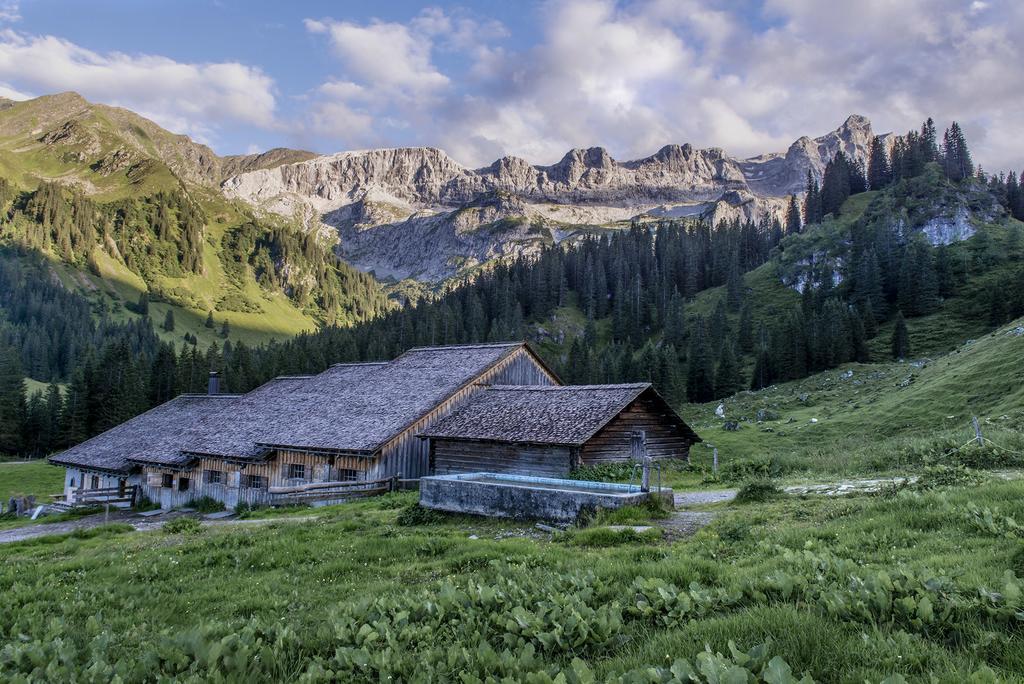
713,448,719,475
632,430,650,492
972,416,984,446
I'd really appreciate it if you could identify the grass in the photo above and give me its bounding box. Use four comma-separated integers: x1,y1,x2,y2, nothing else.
676,316,1024,480
0,459,63,502
2,479,1024,680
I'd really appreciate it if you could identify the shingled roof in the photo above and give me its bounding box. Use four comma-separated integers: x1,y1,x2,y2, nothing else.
420,384,701,446
48,394,241,474
50,342,551,472
251,343,538,454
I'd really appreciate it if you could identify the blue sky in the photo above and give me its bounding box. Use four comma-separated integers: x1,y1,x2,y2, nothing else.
1,0,1021,170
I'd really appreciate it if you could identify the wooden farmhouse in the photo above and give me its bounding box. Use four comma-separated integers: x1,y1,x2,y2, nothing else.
421,384,701,478
49,342,701,509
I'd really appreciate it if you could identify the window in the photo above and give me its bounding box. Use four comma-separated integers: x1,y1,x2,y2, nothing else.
90,475,100,489
161,473,174,488
178,477,190,492
337,468,359,482
241,474,266,490
287,463,306,480
204,469,223,485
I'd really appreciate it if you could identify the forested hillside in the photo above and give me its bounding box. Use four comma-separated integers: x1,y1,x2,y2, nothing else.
2,118,1023,459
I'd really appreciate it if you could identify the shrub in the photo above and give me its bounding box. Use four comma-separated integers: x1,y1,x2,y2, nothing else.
133,495,159,512
563,526,662,547
735,480,786,503
163,516,202,535
191,496,226,514
719,455,789,482
592,498,672,525
569,459,692,483
395,503,446,526
913,464,986,490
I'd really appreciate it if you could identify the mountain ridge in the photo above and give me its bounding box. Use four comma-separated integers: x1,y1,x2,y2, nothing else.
222,113,879,282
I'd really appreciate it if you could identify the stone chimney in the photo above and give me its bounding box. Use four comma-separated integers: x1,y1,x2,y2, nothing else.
208,371,221,395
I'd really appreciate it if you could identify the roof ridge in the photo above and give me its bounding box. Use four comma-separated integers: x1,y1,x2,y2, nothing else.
328,361,389,368
405,342,523,352
486,383,651,391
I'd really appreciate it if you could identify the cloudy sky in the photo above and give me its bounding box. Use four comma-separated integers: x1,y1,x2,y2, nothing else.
1,0,1021,170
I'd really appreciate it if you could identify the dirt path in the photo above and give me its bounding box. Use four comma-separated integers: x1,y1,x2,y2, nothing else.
0,510,324,545
672,476,921,509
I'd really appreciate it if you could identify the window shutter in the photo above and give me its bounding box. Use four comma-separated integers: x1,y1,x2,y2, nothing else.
227,471,240,488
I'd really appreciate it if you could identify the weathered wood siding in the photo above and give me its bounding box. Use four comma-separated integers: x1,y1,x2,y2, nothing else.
370,346,558,480
62,469,138,501
579,394,692,464
138,450,370,509
431,439,573,478
138,346,558,506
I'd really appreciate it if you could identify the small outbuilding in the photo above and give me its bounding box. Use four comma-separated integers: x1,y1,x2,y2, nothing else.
420,383,701,478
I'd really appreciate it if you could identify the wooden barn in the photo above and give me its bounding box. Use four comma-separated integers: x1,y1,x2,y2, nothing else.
49,343,559,509
420,384,701,478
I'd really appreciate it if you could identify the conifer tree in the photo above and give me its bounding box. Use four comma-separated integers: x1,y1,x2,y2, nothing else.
868,135,892,190
891,311,910,360
59,367,90,447
785,194,802,235
0,346,25,455
135,292,149,317
803,170,823,225
920,118,939,163
725,256,744,311
205,310,215,328
163,309,175,332
714,343,742,398
942,122,974,181
737,302,754,353
686,318,715,403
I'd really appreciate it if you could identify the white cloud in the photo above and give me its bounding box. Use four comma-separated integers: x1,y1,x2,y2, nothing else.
299,0,1024,171
305,16,448,97
0,1,19,24
0,79,28,99
0,30,278,142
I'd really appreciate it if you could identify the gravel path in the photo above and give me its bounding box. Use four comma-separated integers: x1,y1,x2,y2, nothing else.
0,510,324,545
658,511,719,539
674,489,738,507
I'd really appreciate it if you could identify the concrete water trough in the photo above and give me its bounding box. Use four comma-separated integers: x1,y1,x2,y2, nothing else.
419,472,673,522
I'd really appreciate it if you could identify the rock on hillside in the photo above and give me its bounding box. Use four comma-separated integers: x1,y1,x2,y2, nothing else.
224,116,879,282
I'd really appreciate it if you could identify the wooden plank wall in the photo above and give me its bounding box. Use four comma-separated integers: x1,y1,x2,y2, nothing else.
138,450,369,509
580,395,693,464
137,346,559,506
432,439,572,478
371,347,559,480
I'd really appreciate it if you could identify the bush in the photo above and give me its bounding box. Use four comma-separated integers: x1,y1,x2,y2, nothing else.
563,526,662,547
735,480,786,504
191,496,226,514
163,516,202,535
569,459,692,483
133,495,159,512
719,455,789,483
913,464,986,490
395,503,446,526
592,498,672,525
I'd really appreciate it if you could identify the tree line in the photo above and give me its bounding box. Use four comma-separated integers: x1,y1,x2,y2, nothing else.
1,117,1022,457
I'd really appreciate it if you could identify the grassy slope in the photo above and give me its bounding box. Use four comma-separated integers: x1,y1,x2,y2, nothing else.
0,98,322,348
679,317,1024,477
1,480,1023,680
0,460,63,500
